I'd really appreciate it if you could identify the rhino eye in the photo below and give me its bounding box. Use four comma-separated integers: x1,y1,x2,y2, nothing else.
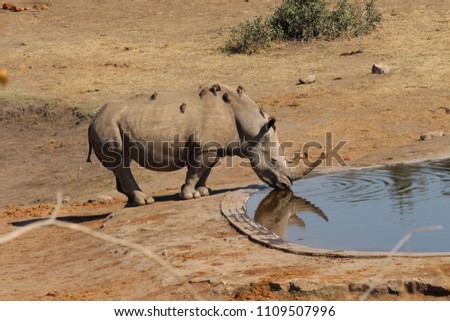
270,158,278,167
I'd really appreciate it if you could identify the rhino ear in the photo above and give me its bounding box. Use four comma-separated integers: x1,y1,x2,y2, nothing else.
236,85,245,96
255,117,277,142
265,117,276,131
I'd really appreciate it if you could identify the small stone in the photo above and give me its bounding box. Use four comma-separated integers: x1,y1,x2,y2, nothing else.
3,3,15,10
62,196,71,204
420,130,445,141
438,106,450,114
110,248,128,256
33,4,48,10
387,279,404,295
372,64,390,74
298,74,316,85
13,5,29,12
289,279,323,293
269,282,284,292
349,282,370,292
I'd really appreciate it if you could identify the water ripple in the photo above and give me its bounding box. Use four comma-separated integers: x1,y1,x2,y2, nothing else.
296,160,450,206
248,159,450,252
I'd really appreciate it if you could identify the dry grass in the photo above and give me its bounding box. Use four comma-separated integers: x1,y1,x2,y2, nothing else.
1,1,448,98
2,1,449,163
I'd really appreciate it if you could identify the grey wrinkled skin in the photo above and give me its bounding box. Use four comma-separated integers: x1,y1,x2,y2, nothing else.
87,84,319,206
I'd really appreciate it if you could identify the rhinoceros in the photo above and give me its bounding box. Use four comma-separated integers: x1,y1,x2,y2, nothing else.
87,84,322,206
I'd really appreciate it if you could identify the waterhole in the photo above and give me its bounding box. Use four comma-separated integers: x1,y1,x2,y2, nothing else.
246,159,450,253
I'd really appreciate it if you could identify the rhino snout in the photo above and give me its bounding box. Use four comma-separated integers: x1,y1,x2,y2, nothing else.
270,174,292,190
275,181,291,190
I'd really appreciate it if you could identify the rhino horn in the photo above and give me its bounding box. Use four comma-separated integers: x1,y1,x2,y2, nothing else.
288,151,325,181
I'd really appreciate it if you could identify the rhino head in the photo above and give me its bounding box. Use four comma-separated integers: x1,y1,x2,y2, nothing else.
242,117,324,190
219,84,323,190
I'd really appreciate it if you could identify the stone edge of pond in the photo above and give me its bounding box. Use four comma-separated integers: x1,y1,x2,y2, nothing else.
220,188,450,259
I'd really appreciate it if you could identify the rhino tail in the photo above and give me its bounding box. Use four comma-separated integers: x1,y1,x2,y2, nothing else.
86,115,96,163
86,139,93,163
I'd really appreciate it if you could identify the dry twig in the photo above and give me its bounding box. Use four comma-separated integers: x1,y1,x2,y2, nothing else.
0,192,202,300
359,225,443,301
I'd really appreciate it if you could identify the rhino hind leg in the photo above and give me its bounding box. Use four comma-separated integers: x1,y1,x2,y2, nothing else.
116,177,132,204
180,165,211,200
130,190,154,207
113,167,155,206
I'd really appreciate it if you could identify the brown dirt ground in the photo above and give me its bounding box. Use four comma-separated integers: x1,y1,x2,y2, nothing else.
0,0,450,300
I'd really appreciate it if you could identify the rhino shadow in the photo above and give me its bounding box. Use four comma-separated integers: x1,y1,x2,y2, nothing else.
152,184,264,203
254,189,328,238
10,213,112,227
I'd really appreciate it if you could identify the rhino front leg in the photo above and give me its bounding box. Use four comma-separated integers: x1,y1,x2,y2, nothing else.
181,159,218,200
113,167,155,206
181,166,205,199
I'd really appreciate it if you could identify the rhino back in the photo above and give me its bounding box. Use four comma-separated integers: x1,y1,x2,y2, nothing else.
116,91,238,145
90,89,240,153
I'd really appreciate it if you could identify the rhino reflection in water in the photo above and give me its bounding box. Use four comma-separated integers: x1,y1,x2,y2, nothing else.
254,189,328,238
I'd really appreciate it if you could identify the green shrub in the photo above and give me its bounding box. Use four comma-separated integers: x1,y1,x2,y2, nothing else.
325,0,382,39
222,0,382,54
222,17,274,54
363,0,383,32
269,0,328,41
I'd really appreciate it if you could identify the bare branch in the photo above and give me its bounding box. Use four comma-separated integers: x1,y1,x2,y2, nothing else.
359,225,443,301
0,193,203,300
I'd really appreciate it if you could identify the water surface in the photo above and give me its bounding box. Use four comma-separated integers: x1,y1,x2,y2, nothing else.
246,159,450,253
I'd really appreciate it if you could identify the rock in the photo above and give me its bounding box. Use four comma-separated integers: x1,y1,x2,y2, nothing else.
372,64,390,74
348,282,369,292
110,248,129,256
387,279,404,295
269,282,284,292
288,279,323,293
2,3,30,11
2,3,15,10
420,130,445,141
14,6,29,12
33,4,48,10
438,106,450,114
405,278,450,296
298,74,316,85
212,282,232,296
62,196,71,204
